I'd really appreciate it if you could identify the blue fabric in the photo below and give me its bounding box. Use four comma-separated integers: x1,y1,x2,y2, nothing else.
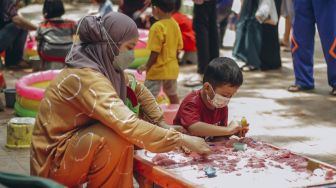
99,0,113,17
292,0,336,88
217,0,233,8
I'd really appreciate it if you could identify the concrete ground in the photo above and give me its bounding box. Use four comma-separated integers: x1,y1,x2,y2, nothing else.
0,3,335,185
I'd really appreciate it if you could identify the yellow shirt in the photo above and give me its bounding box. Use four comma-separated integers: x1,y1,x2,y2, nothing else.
146,18,183,80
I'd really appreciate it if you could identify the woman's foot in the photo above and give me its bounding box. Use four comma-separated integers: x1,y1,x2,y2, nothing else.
288,85,314,92
331,88,336,96
280,40,289,47
280,40,291,52
241,65,258,72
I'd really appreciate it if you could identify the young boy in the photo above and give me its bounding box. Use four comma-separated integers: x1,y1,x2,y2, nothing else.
138,0,183,104
174,57,244,138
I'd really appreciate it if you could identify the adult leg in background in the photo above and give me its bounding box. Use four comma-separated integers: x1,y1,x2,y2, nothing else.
208,0,220,63
291,0,316,89
193,3,210,74
312,0,336,91
260,0,282,70
0,23,27,67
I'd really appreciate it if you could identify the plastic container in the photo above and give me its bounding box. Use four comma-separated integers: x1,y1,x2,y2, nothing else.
3,89,16,108
6,117,35,148
204,166,216,177
233,143,247,151
160,104,180,125
29,56,42,72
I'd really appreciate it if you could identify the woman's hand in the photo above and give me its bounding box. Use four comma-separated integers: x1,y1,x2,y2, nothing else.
181,134,211,155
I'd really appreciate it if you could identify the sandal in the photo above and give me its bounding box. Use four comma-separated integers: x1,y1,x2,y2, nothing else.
241,65,258,72
288,85,314,92
184,79,203,87
280,40,289,47
331,88,336,96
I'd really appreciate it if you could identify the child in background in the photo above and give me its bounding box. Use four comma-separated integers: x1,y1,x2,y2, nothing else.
172,0,197,65
37,0,76,70
124,73,187,133
174,57,246,139
138,0,183,104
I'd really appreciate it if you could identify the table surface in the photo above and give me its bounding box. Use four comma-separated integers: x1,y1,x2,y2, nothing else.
134,141,336,188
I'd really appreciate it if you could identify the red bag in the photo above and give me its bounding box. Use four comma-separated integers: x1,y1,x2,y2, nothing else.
0,72,6,90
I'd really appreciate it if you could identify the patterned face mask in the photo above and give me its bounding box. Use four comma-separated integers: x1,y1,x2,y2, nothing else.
207,84,230,108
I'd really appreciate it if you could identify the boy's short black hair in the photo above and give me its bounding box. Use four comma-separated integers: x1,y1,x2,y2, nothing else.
43,0,65,19
152,0,176,13
203,57,243,88
174,0,182,12
95,0,107,4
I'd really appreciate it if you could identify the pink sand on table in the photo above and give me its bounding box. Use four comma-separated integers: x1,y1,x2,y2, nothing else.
137,137,336,188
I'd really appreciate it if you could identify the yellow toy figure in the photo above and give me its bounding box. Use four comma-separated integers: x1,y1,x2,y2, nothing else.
239,116,249,137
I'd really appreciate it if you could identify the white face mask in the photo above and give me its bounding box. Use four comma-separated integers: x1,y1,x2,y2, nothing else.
114,50,135,71
206,85,230,108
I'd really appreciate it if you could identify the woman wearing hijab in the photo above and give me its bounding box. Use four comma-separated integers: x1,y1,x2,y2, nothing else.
30,12,210,188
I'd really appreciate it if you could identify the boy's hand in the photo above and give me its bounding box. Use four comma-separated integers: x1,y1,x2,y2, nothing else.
240,127,249,137
137,64,147,74
181,134,211,155
228,120,241,135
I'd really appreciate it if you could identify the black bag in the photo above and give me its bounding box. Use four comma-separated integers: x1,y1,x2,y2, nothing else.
37,19,75,62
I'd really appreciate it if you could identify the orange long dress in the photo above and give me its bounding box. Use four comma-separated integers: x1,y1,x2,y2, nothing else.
30,68,183,188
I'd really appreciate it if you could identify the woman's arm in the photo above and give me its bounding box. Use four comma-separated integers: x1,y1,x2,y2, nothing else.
74,76,209,154
133,79,187,133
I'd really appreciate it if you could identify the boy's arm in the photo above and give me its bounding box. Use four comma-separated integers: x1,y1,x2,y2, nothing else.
137,51,159,73
188,121,241,137
145,51,159,71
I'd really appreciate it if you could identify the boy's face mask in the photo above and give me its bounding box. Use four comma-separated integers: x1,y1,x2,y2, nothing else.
206,84,230,108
